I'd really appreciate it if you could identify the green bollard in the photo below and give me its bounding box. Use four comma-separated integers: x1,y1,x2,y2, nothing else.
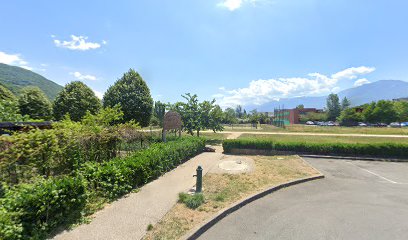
194,166,203,193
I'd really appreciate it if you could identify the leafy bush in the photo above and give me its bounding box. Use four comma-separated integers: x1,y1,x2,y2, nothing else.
0,111,140,185
178,192,205,209
223,139,408,158
82,137,205,199
0,176,86,239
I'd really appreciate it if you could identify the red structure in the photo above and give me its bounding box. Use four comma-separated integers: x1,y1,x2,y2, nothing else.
275,108,319,125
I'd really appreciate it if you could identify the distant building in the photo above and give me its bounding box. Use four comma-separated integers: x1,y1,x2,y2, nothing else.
273,108,319,125
393,97,408,102
258,112,274,117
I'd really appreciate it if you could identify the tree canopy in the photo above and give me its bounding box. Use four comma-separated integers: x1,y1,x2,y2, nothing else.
0,84,16,102
153,101,166,127
18,87,52,120
341,97,351,110
326,93,341,121
53,81,101,121
169,93,224,136
103,69,153,127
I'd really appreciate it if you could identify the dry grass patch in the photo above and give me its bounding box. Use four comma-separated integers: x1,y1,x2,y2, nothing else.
143,155,319,240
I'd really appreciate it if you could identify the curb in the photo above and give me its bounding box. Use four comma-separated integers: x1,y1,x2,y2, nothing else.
300,154,408,162
181,174,324,240
225,148,408,163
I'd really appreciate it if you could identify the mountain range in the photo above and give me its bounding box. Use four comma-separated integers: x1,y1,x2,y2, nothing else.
0,63,407,109
0,63,63,100
251,80,408,111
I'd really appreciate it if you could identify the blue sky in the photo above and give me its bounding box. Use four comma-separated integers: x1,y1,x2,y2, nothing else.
1,0,408,108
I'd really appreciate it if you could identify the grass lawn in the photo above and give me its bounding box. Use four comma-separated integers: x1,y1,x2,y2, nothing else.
143,155,319,240
223,124,408,135
238,133,408,144
180,132,229,145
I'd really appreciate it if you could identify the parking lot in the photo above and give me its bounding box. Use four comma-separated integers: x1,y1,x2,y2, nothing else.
198,157,408,240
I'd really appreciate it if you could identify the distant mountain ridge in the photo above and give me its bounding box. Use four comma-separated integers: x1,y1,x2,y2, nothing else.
252,80,408,111
0,63,63,100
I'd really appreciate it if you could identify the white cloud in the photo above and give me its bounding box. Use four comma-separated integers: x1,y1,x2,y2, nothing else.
0,51,27,65
215,66,375,108
354,78,370,87
54,35,103,51
217,0,269,11
218,0,243,11
20,66,33,71
93,90,104,99
331,66,375,80
0,51,36,71
70,71,97,81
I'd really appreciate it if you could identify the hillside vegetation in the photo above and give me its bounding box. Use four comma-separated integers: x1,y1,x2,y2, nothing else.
0,63,62,100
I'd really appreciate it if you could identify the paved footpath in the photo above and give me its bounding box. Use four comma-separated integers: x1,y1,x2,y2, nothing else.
53,146,225,240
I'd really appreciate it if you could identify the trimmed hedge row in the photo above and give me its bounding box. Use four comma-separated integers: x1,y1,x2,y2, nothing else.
82,137,206,198
0,176,87,240
0,137,206,239
223,139,408,158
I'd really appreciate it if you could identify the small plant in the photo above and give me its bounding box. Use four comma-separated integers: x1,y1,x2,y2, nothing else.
147,224,153,231
178,193,205,209
178,192,189,203
214,192,226,202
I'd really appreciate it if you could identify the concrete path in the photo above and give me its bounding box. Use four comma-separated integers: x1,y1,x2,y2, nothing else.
198,157,408,240
53,147,225,240
204,130,408,138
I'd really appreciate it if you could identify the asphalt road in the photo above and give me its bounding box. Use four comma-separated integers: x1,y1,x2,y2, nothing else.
198,158,408,240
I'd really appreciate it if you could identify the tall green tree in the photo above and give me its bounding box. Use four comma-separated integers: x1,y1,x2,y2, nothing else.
362,102,376,123
53,81,101,121
296,104,304,109
394,101,408,122
371,100,398,124
223,107,238,124
18,87,52,120
341,97,351,110
209,105,224,132
338,108,363,126
0,84,16,101
153,101,166,127
235,105,243,118
326,93,341,121
103,69,153,126
170,94,223,136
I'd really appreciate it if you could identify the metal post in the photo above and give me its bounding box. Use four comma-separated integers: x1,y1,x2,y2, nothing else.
193,166,203,193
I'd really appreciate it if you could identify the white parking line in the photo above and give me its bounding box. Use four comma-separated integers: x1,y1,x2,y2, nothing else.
346,162,407,184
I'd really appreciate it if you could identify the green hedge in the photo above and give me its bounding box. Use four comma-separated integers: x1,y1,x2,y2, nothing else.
223,139,408,158
0,137,205,239
0,176,87,240
82,137,206,199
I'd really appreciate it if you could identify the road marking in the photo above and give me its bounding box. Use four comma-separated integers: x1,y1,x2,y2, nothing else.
346,162,408,184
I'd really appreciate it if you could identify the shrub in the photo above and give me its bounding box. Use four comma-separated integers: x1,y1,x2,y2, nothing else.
82,137,205,199
223,139,408,158
0,176,87,239
178,192,205,209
